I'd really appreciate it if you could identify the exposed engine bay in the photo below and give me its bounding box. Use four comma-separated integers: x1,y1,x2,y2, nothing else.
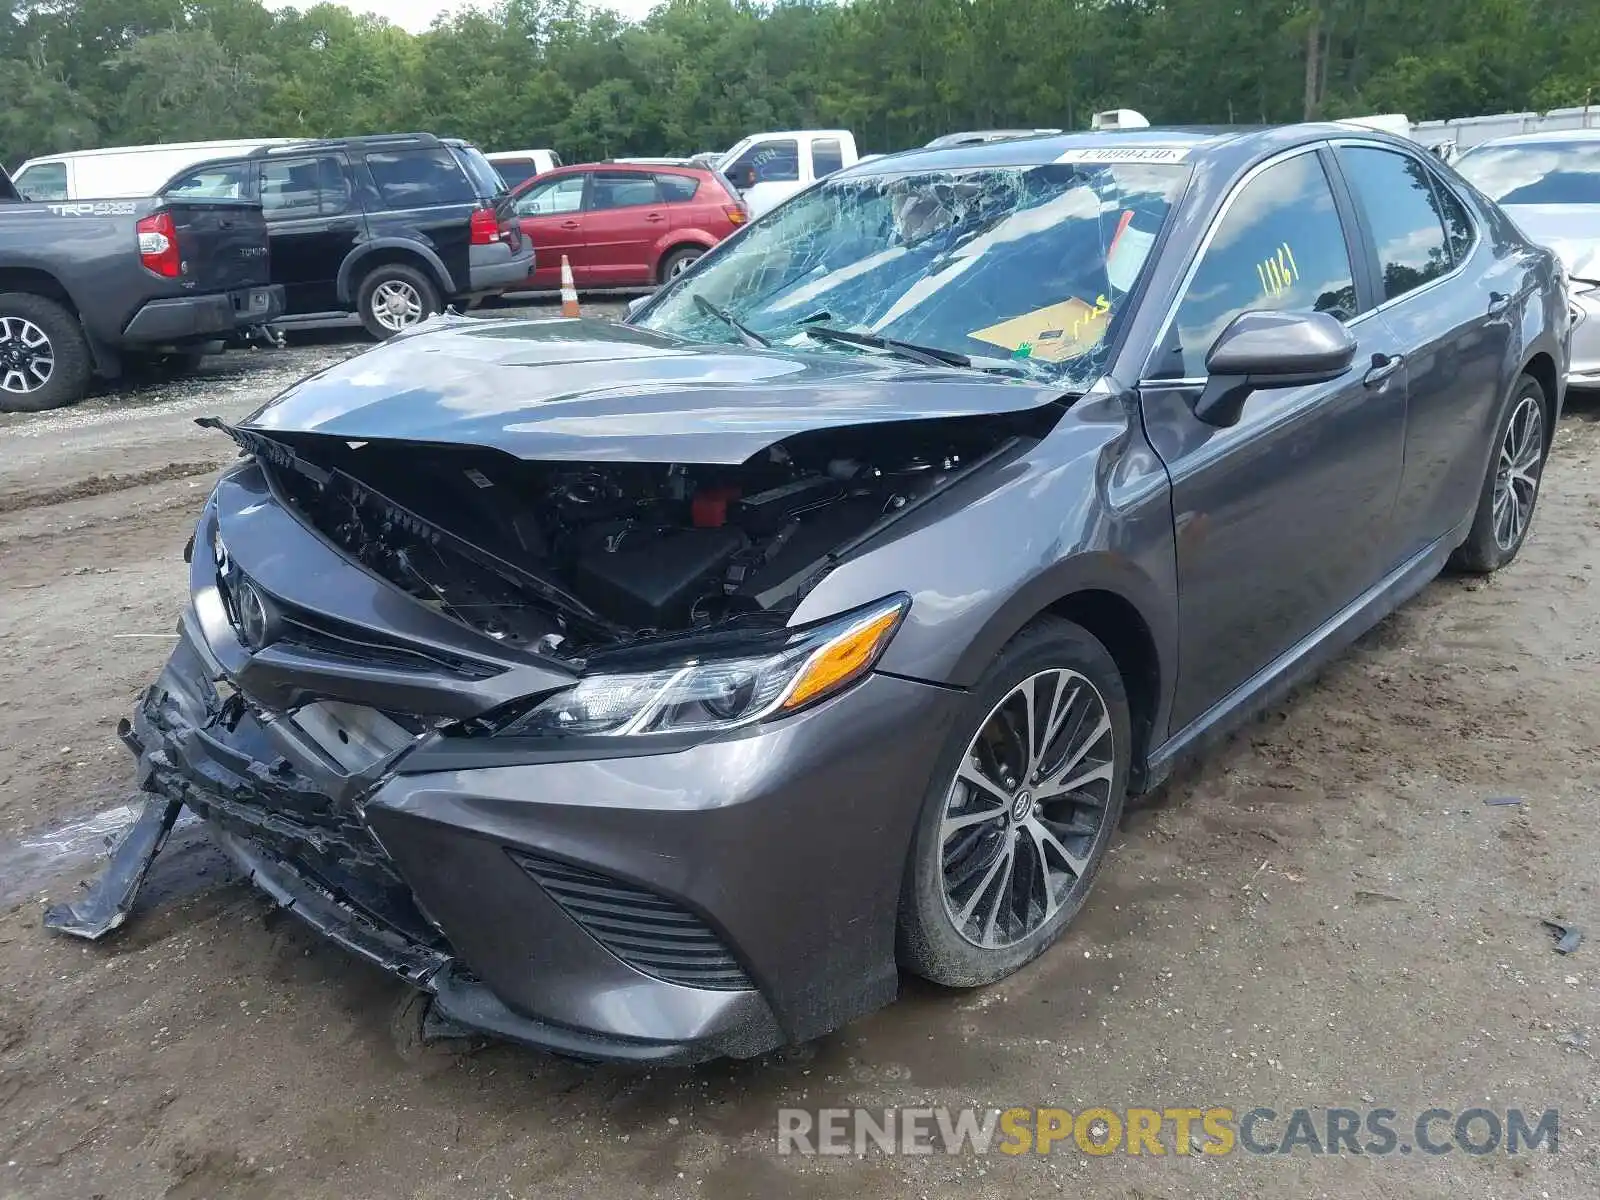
209,415,1043,662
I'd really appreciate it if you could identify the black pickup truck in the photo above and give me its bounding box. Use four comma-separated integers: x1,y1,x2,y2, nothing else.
0,166,283,412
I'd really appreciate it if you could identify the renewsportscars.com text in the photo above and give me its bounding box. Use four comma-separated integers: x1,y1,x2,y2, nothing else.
777,1105,1559,1157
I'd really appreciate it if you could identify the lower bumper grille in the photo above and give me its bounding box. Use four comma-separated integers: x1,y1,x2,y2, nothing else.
510,850,752,991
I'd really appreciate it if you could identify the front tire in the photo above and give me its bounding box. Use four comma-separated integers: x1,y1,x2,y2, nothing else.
356,263,440,340
0,292,92,413
898,619,1130,988
1449,372,1549,574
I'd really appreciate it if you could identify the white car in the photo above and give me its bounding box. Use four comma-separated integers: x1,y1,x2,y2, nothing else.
716,130,859,218
483,149,563,190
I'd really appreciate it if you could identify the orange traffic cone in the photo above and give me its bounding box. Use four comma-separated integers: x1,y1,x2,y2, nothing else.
559,255,581,318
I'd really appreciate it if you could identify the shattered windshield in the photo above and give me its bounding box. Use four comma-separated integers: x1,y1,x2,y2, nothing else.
636,160,1189,383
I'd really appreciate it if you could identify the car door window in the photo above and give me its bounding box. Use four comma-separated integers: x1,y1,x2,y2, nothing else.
364,147,475,209
725,140,800,188
1337,145,1452,302
654,173,700,203
1154,151,1357,380
812,139,845,178
589,172,661,210
164,162,252,200
13,163,67,201
516,175,585,216
260,155,349,219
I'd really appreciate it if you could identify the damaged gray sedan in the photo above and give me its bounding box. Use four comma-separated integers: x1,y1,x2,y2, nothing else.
51,126,1568,1063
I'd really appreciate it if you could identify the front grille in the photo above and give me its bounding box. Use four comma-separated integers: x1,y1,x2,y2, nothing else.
273,597,502,681
510,850,753,991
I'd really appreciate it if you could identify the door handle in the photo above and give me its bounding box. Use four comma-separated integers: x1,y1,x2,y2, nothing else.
1363,352,1405,388
1487,290,1512,316
644,212,666,223
560,219,581,229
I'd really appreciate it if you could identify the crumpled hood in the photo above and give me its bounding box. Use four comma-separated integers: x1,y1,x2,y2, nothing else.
243,315,1063,464
1501,205,1600,280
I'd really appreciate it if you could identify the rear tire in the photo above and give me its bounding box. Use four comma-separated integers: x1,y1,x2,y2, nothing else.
356,263,440,340
898,618,1130,988
1448,372,1549,574
659,246,704,283
0,292,92,413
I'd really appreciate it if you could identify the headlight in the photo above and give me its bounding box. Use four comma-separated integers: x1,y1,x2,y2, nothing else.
497,594,909,738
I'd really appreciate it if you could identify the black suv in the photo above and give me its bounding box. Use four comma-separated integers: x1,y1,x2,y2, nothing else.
162,133,533,339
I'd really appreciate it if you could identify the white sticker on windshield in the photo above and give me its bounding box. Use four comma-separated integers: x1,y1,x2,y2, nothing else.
1053,146,1191,164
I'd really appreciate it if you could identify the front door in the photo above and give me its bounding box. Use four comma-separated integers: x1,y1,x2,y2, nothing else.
1140,146,1409,733
514,173,588,289
256,153,359,315
580,170,666,286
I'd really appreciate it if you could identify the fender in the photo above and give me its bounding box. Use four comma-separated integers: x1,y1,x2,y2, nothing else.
337,240,456,305
652,229,718,262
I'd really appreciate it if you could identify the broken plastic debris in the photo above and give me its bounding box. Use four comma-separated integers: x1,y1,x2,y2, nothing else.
1484,795,1523,806
43,796,183,940
1541,919,1583,955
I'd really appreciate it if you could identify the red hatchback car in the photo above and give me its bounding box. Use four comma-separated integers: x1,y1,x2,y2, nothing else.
511,163,747,289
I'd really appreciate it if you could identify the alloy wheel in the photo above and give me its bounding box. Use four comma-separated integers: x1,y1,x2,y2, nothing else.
1492,394,1543,551
371,280,425,332
0,316,54,395
939,668,1117,950
668,251,701,278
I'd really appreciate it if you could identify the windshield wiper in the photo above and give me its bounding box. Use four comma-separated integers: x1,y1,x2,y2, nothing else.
693,294,769,348
801,324,970,369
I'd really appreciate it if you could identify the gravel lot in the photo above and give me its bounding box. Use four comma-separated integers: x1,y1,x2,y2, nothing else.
1,303,1597,1199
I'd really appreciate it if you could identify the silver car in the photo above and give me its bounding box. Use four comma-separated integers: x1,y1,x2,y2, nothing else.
1456,129,1600,388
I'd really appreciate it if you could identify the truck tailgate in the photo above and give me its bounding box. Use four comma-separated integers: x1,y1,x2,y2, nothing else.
165,199,271,292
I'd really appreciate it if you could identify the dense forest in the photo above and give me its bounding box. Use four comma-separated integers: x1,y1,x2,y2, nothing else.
3,0,1598,169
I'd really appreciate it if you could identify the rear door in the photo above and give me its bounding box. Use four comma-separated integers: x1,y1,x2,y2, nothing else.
1139,145,1409,733
580,170,666,285
250,153,359,315
1331,141,1513,561
514,172,588,288
361,145,481,299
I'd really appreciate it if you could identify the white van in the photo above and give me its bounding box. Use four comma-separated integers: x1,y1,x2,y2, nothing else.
483,149,563,190
10,139,300,201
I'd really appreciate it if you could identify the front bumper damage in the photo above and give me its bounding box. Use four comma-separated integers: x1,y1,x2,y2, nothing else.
48,463,959,1064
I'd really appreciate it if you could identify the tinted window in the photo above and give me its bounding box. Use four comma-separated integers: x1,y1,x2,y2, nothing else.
515,174,585,216
365,147,475,209
450,144,506,197
260,155,350,218
1158,152,1356,380
589,171,660,210
813,138,844,177
1456,140,1600,206
726,139,800,188
1338,146,1451,301
494,159,540,190
655,173,700,203
14,163,67,201
164,161,252,200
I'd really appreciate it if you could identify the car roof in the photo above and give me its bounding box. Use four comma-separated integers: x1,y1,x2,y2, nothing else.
1465,128,1600,149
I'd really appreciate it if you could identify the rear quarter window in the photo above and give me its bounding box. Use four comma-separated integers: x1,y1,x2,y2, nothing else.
655,173,700,203
365,148,476,209
450,145,508,198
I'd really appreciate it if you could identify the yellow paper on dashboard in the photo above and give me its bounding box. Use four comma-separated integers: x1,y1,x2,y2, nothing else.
968,295,1110,362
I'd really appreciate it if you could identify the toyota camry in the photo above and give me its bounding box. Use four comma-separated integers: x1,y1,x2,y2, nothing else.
49,125,1568,1064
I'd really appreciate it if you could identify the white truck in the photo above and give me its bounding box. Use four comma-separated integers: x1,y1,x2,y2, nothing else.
716,130,859,218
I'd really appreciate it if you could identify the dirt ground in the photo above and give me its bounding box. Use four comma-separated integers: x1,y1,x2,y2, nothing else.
1,306,1597,1199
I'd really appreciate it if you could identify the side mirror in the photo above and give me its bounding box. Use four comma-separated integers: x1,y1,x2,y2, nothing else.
1194,310,1356,427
